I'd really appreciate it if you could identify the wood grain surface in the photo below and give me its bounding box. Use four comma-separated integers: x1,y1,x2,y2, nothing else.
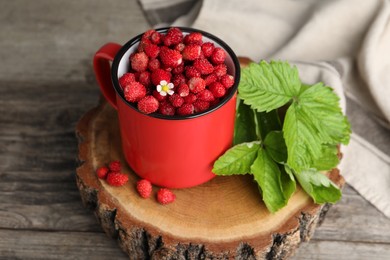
0,0,390,259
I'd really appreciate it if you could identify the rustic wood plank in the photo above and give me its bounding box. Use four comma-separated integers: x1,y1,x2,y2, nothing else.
0,229,128,260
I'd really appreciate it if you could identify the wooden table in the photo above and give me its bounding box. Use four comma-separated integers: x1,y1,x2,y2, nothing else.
1,1,389,259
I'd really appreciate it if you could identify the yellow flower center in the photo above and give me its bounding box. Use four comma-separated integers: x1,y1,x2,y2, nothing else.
162,85,170,92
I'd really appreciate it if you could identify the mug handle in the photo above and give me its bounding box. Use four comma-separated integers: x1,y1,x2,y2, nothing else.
93,43,122,110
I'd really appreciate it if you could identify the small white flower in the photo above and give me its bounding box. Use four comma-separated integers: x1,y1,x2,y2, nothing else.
156,80,174,96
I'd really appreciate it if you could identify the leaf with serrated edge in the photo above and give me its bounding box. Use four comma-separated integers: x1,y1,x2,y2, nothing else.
294,169,341,204
239,61,301,112
234,99,258,145
312,144,339,171
251,148,287,213
212,142,260,175
264,131,287,163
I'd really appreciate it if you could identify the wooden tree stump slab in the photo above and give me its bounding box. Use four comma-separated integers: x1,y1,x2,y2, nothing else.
75,59,344,259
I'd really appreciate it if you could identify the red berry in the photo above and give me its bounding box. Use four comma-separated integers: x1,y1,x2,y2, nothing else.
151,69,171,86
214,64,227,77
177,103,194,116
152,90,167,102
159,47,182,68
209,82,226,98
96,166,109,179
204,73,218,86
185,66,201,78
106,172,129,187
185,66,201,79
210,47,226,65
142,29,155,41
201,42,215,58
144,43,160,58
193,58,214,75
188,77,206,93
109,160,121,172
177,83,190,97
197,89,215,102
172,63,184,74
138,95,159,114
148,58,160,71
174,43,186,52
130,52,149,72
163,27,183,46
138,71,151,87
184,93,197,104
172,74,186,87
193,100,210,113
157,188,176,204
119,73,136,88
137,38,151,52
182,44,201,60
158,101,175,116
136,179,152,198
220,74,235,89
184,32,203,45
169,94,184,108
124,82,147,103
150,31,162,44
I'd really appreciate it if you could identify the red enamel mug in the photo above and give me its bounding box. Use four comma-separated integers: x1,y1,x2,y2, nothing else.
93,27,240,188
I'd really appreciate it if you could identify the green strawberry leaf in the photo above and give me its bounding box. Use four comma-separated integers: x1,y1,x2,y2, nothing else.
279,164,296,201
312,144,339,171
212,142,260,175
263,131,287,163
294,169,342,204
256,109,282,140
239,61,301,112
234,99,258,145
251,148,287,213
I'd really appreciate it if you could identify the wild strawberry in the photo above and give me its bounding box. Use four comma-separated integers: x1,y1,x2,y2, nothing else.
185,66,201,78
204,73,218,86
106,172,129,187
152,90,167,102
109,160,121,172
144,43,160,58
220,74,235,89
174,43,186,52
193,100,210,113
184,32,203,45
142,29,155,41
130,52,149,72
163,27,183,46
177,83,190,97
136,179,152,198
137,38,151,52
159,47,182,68
138,95,159,114
214,64,227,77
201,42,215,58
148,58,160,71
150,31,162,44
96,166,109,179
138,71,151,87
169,94,184,108
188,77,206,93
177,103,194,116
197,89,215,102
158,101,175,116
119,73,136,88
172,74,186,87
124,82,147,103
151,69,171,86
157,188,176,204
182,44,201,60
184,93,197,104
209,82,226,98
210,47,226,65
193,58,214,75
172,63,184,74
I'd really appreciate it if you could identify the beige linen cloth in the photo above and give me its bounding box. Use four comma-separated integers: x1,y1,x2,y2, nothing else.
142,0,390,217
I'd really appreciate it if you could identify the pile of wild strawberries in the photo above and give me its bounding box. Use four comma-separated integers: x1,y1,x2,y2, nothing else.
118,27,235,116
